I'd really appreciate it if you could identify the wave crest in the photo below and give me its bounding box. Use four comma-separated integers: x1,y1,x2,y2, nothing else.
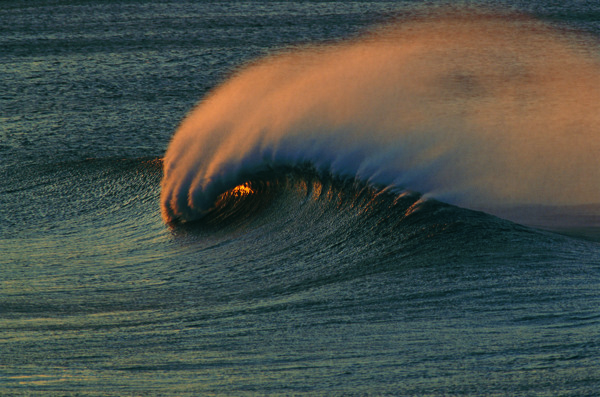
161,8,600,226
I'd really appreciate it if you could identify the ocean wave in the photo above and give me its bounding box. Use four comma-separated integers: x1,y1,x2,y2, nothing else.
177,167,416,227
161,8,600,228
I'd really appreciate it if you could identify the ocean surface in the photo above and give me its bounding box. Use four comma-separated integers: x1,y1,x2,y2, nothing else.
2,1,600,395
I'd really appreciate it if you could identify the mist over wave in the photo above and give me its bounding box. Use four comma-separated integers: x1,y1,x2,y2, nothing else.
161,8,600,226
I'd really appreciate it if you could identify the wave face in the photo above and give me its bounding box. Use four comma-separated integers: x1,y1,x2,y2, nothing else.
161,9,600,225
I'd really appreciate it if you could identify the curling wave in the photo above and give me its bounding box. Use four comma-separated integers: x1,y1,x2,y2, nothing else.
175,166,485,241
161,8,600,227
183,167,416,227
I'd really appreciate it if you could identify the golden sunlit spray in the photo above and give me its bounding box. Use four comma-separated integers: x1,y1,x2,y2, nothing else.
161,8,600,225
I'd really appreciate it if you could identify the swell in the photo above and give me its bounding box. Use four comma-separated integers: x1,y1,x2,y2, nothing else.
161,7,600,227
1,157,163,236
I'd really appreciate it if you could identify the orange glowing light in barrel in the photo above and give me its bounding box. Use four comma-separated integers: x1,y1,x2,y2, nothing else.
231,183,254,196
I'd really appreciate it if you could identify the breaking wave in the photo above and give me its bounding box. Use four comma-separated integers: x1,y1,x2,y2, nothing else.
161,8,600,230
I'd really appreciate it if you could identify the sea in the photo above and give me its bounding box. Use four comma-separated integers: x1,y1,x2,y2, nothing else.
1,1,600,395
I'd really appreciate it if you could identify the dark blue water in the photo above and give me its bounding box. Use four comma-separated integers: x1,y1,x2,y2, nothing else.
2,1,600,395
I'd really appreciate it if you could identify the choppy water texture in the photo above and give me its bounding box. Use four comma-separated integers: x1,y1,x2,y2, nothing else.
2,1,600,395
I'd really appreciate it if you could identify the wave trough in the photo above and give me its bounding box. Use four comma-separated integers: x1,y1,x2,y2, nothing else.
161,8,600,226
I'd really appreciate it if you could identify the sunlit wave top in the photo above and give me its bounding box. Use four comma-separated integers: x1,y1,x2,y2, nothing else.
161,7,600,224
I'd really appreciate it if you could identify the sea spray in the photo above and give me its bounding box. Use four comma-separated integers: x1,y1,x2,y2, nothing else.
161,8,600,225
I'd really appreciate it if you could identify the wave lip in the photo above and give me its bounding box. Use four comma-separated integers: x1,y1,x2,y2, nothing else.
161,7,600,226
